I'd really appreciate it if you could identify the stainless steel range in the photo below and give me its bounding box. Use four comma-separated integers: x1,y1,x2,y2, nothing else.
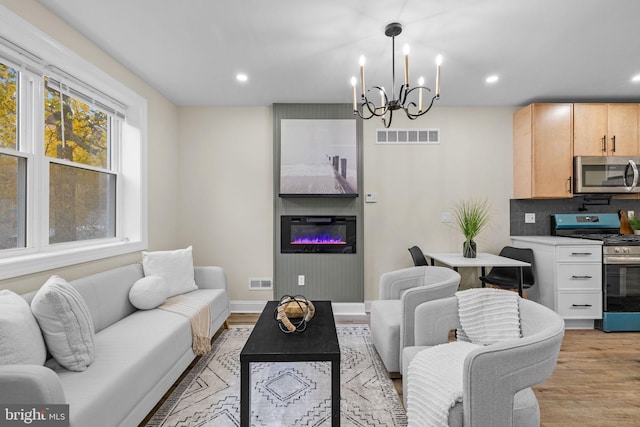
552,213,640,332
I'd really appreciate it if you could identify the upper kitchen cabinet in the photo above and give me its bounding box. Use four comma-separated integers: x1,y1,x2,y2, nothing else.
513,103,573,199
574,104,639,156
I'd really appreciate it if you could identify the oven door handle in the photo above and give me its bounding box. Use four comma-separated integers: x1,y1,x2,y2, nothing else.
604,256,640,264
624,159,639,192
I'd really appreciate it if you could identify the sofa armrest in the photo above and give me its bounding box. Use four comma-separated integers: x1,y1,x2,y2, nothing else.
194,266,228,291
0,365,66,404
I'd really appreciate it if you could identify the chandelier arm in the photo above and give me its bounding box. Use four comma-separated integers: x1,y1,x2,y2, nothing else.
401,83,415,107
407,93,438,119
363,98,379,117
381,109,393,128
403,101,419,120
361,86,389,117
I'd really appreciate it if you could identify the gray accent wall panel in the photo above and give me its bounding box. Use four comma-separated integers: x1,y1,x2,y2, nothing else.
273,104,364,302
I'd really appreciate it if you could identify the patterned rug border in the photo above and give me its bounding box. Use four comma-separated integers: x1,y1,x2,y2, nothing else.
145,324,407,426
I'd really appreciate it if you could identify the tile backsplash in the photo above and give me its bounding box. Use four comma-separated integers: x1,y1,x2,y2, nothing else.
510,196,640,236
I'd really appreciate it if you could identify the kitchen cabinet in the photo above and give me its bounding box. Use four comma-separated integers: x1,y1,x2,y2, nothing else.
513,103,573,199
573,103,639,156
512,236,602,329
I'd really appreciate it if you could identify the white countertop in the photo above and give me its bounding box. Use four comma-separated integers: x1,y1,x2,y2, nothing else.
510,236,603,246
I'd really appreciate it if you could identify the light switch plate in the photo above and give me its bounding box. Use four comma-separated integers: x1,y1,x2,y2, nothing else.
525,213,536,224
440,212,453,223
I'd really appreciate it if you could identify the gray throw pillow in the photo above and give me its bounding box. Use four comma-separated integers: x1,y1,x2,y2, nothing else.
31,275,95,371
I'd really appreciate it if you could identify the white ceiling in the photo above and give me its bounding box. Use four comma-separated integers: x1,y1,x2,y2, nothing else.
35,0,640,107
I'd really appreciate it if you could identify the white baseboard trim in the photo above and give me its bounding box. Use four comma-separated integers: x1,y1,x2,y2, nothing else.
230,300,369,320
230,300,267,313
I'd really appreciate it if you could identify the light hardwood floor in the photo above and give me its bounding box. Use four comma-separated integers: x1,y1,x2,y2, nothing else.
227,313,640,427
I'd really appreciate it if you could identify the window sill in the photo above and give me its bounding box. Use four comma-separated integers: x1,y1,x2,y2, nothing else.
0,240,146,280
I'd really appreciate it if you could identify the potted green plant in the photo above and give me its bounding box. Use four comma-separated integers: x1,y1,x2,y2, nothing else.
629,216,640,235
452,198,491,258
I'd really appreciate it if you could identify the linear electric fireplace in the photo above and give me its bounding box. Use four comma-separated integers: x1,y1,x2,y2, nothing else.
281,215,356,253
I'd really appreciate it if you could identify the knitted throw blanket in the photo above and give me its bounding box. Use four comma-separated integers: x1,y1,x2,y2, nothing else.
407,341,480,427
456,288,521,345
158,294,211,355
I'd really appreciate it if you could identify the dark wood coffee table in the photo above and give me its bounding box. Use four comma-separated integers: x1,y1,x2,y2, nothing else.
240,300,340,426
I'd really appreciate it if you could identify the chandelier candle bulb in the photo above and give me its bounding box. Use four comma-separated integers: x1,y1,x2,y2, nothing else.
403,44,410,86
435,55,442,97
359,55,366,96
418,76,424,111
351,77,357,111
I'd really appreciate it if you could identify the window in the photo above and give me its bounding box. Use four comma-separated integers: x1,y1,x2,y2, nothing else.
44,76,117,244
0,7,148,279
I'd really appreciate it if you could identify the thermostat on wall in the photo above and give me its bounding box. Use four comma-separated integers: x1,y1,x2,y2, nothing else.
365,193,377,203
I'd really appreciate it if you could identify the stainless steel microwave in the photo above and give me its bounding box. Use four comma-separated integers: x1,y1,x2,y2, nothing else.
574,156,640,194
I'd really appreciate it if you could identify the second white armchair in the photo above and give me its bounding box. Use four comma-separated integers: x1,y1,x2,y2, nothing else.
370,266,461,374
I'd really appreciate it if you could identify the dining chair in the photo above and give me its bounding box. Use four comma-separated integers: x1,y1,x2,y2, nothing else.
479,246,535,297
408,245,429,266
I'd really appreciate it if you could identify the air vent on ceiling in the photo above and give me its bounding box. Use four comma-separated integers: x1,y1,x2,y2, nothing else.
376,128,440,145
249,277,272,290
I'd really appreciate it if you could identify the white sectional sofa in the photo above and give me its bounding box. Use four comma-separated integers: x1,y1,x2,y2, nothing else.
0,263,230,427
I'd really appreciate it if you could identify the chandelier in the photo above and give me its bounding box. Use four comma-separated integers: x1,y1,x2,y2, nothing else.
351,22,442,128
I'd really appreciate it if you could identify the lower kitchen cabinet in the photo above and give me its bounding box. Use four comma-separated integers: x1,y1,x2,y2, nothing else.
511,236,603,329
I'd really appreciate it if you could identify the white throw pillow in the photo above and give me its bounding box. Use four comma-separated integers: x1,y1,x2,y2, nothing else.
31,276,95,372
0,290,47,365
142,246,198,297
129,276,170,310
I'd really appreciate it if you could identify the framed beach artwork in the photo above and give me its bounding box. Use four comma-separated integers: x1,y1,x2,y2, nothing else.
279,119,358,197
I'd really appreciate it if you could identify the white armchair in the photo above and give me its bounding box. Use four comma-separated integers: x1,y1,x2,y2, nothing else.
370,266,461,374
402,293,565,426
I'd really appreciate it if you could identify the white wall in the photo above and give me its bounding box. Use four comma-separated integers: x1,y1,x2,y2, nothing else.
362,107,517,299
177,107,273,302
175,106,517,303
0,0,180,294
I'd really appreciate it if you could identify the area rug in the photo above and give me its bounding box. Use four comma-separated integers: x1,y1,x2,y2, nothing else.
145,325,407,426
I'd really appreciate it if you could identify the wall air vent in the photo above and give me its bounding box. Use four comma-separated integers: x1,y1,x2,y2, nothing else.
376,128,440,145
249,277,273,290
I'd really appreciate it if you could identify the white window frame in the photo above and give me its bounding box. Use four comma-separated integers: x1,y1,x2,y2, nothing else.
0,6,148,280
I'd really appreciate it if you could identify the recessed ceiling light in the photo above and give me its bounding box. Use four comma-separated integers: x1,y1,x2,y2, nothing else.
236,73,248,82
632,74,640,83
485,75,499,84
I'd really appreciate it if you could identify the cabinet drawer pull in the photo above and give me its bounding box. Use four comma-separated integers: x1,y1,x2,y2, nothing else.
570,252,593,256
571,275,593,279
571,304,593,308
